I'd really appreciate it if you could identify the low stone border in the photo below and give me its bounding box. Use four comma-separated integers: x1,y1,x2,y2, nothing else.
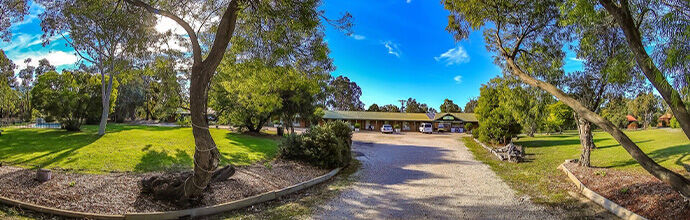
473,138,506,160
557,160,647,220
0,167,341,220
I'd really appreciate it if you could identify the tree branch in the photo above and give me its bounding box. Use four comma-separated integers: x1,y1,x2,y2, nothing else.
123,0,203,64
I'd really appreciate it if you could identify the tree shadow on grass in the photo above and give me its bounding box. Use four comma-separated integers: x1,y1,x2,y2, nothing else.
601,143,690,172
134,149,193,172
516,137,609,148
595,139,652,149
0,129,97,169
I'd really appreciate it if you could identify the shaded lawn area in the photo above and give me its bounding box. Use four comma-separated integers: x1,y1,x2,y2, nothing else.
0,124,278,173
463,128,690,209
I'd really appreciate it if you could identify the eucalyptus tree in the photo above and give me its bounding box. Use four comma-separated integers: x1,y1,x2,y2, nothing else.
440,99,462,113
562,0,690,140
464,98,477,113
119,0,349,203
380,104,400,112
367,103,381,112
0,50,18,119
443,0,690,197
327,76,365,111
39,0,156,135
628,92,661,129
562,15,641,165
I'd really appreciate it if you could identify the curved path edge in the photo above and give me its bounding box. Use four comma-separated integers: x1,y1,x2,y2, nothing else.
0,167,342,220
558,160,647,220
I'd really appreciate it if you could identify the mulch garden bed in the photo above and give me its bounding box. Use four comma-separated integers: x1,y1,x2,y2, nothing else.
0,159,327,215
564,163,690,220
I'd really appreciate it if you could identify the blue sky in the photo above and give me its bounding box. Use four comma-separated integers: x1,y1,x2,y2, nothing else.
319,0,583,109
2,0,583,110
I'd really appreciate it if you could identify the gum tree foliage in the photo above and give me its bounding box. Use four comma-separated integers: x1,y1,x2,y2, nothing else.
404,98,432,113
475,77,522,145
115,0,350,202
443,0,690,197
327,76,365,111
31,71,117,131
143,57,184,121
627,92,661,129
210,60,319,133
545,101,574,133
380,104,400,112
440,98,462,113
0,50,19,119
0,0,28,41
367,103,380,112
464,98,478,113
39,0,156,135
600,97,629,128
500,77,555,137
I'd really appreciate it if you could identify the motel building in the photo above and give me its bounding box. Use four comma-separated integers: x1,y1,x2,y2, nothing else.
320,110,478,133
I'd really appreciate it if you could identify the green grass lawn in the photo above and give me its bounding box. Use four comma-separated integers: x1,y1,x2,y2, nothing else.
0,124,278,173
463,128,690,209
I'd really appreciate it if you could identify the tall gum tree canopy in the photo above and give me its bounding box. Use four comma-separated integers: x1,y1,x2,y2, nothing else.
39,0,156,135
442,0,690,198
117,0,350,204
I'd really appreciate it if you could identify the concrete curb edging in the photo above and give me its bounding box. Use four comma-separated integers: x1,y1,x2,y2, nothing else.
473,138,506,160
0,167,342,220
557,160,647,220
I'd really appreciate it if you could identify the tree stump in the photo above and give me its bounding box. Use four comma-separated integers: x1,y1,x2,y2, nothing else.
36,169,52,182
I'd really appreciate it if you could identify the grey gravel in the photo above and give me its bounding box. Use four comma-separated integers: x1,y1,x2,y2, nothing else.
313,132,560,219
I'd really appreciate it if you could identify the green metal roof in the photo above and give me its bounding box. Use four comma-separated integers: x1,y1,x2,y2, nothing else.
433,112,478,122
323,110,478,122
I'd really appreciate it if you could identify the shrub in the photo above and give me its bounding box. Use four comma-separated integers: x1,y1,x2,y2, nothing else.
670,117,679,128
354,122,361,129
176,116,191,127
278,121,352,169
325,121,353,165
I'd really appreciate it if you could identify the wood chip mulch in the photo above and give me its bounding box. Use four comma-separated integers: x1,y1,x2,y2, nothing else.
0,160,327,215
564,163,690,220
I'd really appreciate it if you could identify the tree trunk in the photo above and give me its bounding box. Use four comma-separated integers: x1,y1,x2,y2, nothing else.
576,116,595,167
98,72,114,136
599,0,690,140
503,56,690,198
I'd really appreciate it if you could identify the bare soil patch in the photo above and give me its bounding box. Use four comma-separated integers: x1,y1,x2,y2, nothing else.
0,159,327,215
564,163,690,220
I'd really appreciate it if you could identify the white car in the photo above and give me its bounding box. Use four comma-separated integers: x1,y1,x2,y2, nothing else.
419,123,433,134
381,124,393,134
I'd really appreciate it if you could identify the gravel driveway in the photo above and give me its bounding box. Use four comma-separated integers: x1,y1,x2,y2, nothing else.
313,132,559,219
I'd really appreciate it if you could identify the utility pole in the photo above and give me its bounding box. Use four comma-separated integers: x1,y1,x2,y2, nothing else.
398,99,406,113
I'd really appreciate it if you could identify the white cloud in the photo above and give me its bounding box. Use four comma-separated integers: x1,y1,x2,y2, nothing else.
568,57,585,62
435,45,470,65
453,75,462,84
155,16,188,35
406,0,412,3
351,34,366,40
383,41,401,57
10,51,79,71
0,33,40,51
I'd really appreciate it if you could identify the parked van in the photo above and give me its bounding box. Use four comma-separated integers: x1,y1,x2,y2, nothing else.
419,123,433,134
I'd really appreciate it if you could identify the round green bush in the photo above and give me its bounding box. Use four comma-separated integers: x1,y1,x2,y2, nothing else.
278,121,353,169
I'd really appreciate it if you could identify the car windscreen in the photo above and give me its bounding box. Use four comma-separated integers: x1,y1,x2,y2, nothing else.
424,124,431,128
